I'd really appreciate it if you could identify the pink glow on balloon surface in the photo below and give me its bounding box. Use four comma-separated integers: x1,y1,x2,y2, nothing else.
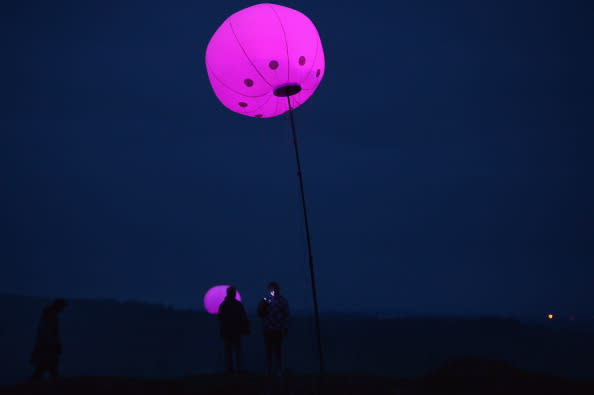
203,285,242,315
205,3,325,118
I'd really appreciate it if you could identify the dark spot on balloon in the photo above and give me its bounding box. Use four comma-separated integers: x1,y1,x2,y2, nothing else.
299,56,306,65
255,114,263,118
316,69,321,77
239,102,248,108
269,60,279,70
244,78,253,87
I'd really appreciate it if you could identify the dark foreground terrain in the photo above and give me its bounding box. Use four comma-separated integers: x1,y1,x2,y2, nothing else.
3,294,594,385
2,359,594,395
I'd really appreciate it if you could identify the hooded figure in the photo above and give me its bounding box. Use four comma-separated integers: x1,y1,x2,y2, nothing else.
217,287,249,373
257,282,290,376
31,298,67,380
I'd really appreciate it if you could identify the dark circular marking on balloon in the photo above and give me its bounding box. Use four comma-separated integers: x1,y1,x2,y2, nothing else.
269,60,279,70
239,102,248,108
299,56,306,66
244,78,253,87
255,114,263,118
316,69,321,77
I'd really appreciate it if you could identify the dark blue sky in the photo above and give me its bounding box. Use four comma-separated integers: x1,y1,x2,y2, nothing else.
1,0,592,317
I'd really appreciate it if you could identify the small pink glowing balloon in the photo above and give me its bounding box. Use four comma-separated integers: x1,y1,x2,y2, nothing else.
203,285,242,315
205,3,325,118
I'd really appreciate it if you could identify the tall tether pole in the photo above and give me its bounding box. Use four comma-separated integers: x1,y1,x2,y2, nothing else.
286,95,325,377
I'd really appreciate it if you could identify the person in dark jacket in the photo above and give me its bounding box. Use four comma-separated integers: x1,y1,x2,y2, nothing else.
217,286,249,373
257,282,290,376
31,298,67,381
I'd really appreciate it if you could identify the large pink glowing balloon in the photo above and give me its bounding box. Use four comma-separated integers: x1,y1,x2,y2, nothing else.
203,285,242,315
205,3,325,118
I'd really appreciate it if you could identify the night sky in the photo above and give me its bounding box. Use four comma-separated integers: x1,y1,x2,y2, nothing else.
1,0,592,317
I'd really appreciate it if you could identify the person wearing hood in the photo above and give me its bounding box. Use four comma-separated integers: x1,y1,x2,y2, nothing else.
217,286,250,373
31,298,67,381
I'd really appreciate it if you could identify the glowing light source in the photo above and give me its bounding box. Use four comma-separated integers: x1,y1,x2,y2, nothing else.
547,313,554,320
205,3,325,118
203,3,327,376
203,285,242,315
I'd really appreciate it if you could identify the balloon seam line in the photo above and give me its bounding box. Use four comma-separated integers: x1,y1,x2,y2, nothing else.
268,5,291,83
299,34,320,86
244,93,274,116
228,20,274,88
206,63,270,98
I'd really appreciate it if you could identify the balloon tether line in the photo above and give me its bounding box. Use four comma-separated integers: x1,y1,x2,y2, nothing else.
286,96,325,378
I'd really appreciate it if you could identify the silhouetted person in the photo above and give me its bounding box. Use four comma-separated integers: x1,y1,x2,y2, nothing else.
30,298,67,381
257,282,290,377
217,286,249,373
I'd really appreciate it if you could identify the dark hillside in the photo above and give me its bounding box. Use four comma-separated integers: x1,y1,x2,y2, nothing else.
1,294,593,386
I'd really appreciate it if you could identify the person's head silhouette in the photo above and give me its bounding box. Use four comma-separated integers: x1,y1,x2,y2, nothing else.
226,286,237,299
52,298,67,313
267,282,280,297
